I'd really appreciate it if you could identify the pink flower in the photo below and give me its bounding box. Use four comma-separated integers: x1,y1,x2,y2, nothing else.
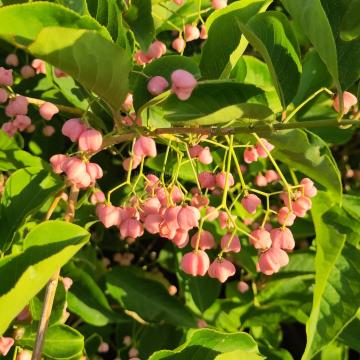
177,205,200,230
237,281,249,293
0,88,8,103
5,53,19,67
0,337,14,356
13,115,31,131
220,233,241,253
215,172,234,189
211,0,227,9
208,258,235,283
171,69,197,100
181,250,210,276
78,129,103,152
171,229,189,248
122,93,133,112
20,65,36,79
62,118,86,142
39,102,59,120
278,207,296,226
244,147,258,164
200,24,208,39
191,230,216,250
249,229,272,250
90,191,105,204
133,136,157,158
42,125,55,137
163,205,181,229
255,174,268,187
300,178,317,197
120,218,144,239
258,247,289,275
271,227,295,251
147,40,166,59
147,76,169,96
32,59,46,74
172,37,186,53
0,67,13,86
255,138,274,158
96,204,122,228
241,194,261,214
5,95,28,116
333,91,358,114
50,154,68,174
184,24,200,42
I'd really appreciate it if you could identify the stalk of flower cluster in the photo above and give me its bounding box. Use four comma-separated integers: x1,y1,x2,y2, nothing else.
32,186,79,360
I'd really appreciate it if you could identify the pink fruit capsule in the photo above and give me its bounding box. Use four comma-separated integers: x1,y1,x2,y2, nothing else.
39,102,59,120
208,258,235,283
249,229,272,250
20,65,36,79
144,213,163,234
96,204,122,228
255,174,268,187
241,194,261,214
300,178,317,197
333,91,357,114
62,157,87,183
211,0,227,9
181,250,210,276
78,129,103,152
171,69,197,100
243,147,258,164
198,146,213,164
271,227,295,251
0,67,13,86
184,24,200,42
171,228,189,248
122,93,133,112
205,206,219,221
147,40,167,59
32,59,46,74
292,196,312,217
86,162,103,182
189,144,203,158
198,171,216,189
62,118,87,142
1,121,17,137
13,115,31,131
5,53,19,67
278,207,296,226
255,138,274,158
0,337,14,356
134,50,151,65
133,136,157,158
220,233,241,253
173,0,184,5
265,169,280,183
50,154,68,174
42,125,55,137
237,281,249,293
172,37,186,53
120,218,144,240
90,191,105,204
16,350,32,360
5,95,28,117
177,205,200,230
0,88,9,103
122,155,141,171
147,76,169,96
191,230,216,250
200,24,208,39
215,172,234,189
258,247,289,275
54,68,67,78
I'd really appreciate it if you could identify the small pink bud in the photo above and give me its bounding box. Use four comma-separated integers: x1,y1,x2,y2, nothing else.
0,88,9,103
2,121,17,137
181,250,210,276
42,125,55,137
172,37,186,53
271,227,295,251
198,146,213,164
171,228,189,248
249,229,272,250
16,306,30,321
184,24,200,42
62,118,86,142
258,247,289,275
122,93,133,112
177,205,200,230
20,65,36,79
133,136,157,158
171,186,184,203
163,205,181,229
32,59,46,74
237,281,249,293
172,0,184,5
147,40,167,59
197,319,208,328
128,348,139,358
123,335,132,346
205,206,219,221
208,258,235,283
215,172,234,189
90,191,105,204
98,342,109,353
255,138,274,158
171,69,197,100
278,207,296,226
5,95,28,116
333,91,358,114
255,174,268,187
96,204,122,228
39,102,59,120
300,178,317,197
134,50,151,65
145,174,160,193
219,211,229,229
220,233,241,253
50,154,68,174
13,115,31,131
26,124,36,133
78,129,103,152
120,218,144,240
0,67,13,86
5,53,19,67
54,68,67,78
147,76,169,96
211,0,227,9
191,193,209,208
265,169,279,183
189,144,202,158
241,194,261,214
243,147,258,164
123,155,141,171
86,162,103,182
144,213,163,234
292,196,312,217
62,277,73,291
0,337,14,356
141,197,161,216
168,285,177,295
198,172,216,189
200,24,208,39
191,230,216,250
16,350,32,360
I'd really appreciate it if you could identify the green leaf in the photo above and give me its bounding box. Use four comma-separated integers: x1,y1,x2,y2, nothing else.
302,194,360,359
0,221,90,335
200,0,272,79
0,167,63,252
149,328,261,360
63,263,121,327
0,3,132,109
338,314,360,353
0,150,46,171
160,82,272,125
267,129,342,202
54,0,89,15
340,0,360,41
343,194,360,221
238,11,301,108
133,55,201,111
0,129,19,150
17,324,84,360
106,267,196,327
216,350,264,360
125,0,154,51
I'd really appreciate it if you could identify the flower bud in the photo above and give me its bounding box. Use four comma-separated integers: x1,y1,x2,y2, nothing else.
184,24,200,42
78,129,103,152
171,69,197,100
0,67,13,86
147,76,169,96
249,229,272,250
61,118,86,142
181,250,210,276
39,102,59,120
241,194,261,214
5,53,19,67
243,147,258,164
278,207,296,226
172,37,186,53
208,258,235,283
133,136,157,158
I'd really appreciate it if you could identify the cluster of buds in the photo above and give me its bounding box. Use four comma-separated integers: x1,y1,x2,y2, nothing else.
50,119,103,189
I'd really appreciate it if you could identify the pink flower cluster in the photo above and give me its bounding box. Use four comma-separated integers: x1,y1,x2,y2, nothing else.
50,119,103,189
